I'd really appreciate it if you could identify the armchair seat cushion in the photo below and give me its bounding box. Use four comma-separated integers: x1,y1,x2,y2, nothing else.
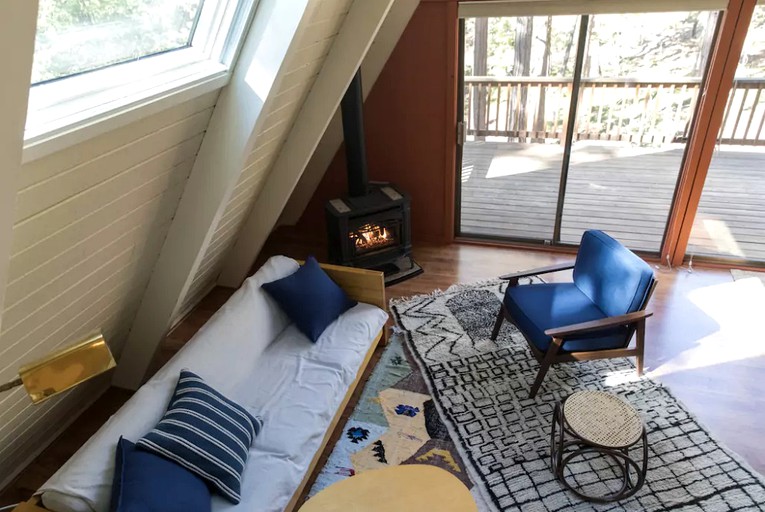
503,283,629,353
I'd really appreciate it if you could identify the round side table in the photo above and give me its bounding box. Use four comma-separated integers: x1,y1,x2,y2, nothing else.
550,390,648,503
299,465,478,512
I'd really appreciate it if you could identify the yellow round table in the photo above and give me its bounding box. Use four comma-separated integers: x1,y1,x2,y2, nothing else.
299,464,478,512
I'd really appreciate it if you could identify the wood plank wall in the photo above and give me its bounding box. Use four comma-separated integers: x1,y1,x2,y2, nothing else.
176,0,354,317
0,91,218,485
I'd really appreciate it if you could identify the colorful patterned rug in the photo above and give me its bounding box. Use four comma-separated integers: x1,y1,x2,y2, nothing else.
308,330,488,506
311,279,765,511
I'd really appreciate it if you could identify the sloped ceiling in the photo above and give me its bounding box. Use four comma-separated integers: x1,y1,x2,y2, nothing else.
114,0,397,389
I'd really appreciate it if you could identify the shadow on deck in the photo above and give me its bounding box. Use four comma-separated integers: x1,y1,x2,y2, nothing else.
459,141,765,261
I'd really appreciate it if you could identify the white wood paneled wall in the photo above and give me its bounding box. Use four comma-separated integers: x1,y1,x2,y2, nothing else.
0,0,408,490
112,0,313,389
177,0,355,316
0,0,39,490
0,92,217,486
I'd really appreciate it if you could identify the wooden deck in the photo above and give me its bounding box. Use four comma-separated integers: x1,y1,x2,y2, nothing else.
459,141,765,260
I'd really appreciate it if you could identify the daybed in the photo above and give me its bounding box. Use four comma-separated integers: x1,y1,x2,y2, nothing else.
26,256,388,512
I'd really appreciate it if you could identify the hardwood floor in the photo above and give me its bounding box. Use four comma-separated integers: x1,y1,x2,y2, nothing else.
2,232,764,508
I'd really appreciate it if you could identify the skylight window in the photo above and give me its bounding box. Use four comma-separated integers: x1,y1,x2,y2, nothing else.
32,0,205,84
24,0,258,161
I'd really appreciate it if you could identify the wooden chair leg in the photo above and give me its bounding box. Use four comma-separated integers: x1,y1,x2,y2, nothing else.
635,319,646,376
529,363,551,399
530,338,562,398
490,307,504,341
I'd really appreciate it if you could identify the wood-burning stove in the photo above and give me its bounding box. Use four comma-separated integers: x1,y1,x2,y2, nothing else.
326,184,411,268
325,71,419,284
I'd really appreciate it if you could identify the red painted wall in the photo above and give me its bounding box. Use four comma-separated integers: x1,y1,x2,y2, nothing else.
297,0,459,243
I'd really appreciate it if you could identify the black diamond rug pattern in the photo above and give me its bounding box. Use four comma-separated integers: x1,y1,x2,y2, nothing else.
390,279,765,511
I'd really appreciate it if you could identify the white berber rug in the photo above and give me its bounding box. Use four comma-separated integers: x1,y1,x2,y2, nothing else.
390,278,765,511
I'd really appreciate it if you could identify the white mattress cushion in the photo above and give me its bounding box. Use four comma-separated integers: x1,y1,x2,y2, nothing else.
39,257,388,512
211,302,388,512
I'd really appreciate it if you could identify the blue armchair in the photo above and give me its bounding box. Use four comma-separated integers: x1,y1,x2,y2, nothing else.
490,230,657,398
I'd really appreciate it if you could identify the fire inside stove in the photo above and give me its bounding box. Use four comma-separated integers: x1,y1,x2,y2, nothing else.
350,223,396,253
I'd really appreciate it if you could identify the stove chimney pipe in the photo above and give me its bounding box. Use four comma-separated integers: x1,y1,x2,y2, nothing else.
340,70,369,197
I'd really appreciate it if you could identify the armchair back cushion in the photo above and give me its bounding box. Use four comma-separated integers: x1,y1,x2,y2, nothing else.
573,230,654,318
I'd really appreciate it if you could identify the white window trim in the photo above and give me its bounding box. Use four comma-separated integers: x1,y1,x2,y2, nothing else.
23,0,259,164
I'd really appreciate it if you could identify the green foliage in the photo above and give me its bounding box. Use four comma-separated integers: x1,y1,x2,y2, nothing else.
38,0,145,27
462,9,765,146
33,0,202,83
584,11,716,78
462,10,765,80
465,15,578,77
738,6,765,77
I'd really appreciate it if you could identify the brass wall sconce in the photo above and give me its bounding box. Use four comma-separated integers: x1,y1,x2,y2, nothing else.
0,333,116,404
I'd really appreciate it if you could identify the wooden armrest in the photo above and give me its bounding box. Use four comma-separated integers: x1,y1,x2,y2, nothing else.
499,262,575,282
544,310,653,338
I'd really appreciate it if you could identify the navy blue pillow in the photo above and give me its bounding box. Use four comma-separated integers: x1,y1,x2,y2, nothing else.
111,436,210,512
136,370,262,504
261,256,357,342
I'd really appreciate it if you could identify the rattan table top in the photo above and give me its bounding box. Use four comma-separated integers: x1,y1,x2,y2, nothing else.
563,390,643,448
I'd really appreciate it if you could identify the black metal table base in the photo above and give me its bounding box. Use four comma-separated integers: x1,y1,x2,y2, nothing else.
550,400,648,503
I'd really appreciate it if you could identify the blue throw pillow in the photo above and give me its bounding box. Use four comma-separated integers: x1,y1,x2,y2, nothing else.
136,370,262,504
111,436,210,512
261,256,357,342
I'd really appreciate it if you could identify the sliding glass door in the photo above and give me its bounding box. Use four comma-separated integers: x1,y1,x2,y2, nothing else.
560,11,718,252
458,15,580,243
456,8,719,253
687,5,765,263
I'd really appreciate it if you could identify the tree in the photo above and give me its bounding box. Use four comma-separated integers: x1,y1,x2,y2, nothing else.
462,10,747,145
512,17,533,139
736,6,765,77
693,11,717,76
561,24,575,76
534,16,552,139
473,18,488,141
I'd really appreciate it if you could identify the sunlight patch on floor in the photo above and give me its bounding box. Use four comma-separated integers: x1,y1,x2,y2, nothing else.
651,277,765,377
481,141,683,178
703,219,745,257
687,217,745,258
568,142,680,166
602,368,642,387
486,155,550,178
461,163,474,182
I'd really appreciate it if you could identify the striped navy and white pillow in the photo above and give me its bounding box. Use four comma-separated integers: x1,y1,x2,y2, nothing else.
136,369,263,504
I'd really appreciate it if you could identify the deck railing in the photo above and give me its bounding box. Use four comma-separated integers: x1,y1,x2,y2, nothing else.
465,77,765,146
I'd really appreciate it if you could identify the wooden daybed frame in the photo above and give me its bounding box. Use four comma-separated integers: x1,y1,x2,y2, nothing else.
14,262,387,512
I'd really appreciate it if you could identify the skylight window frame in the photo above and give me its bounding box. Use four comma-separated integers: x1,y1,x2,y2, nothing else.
23,0,259,163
